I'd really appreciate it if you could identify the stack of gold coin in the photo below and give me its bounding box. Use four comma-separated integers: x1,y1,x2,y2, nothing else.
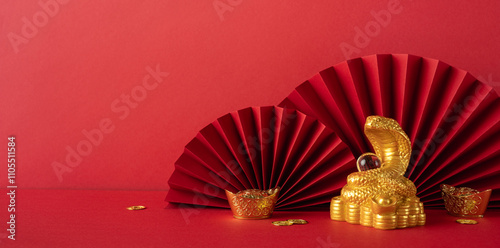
396,215,409,229
345,203,361,224
396,204,410,228
407,214,417,227
373,214,397,230
418,202,424,211
408,206,420,215
330,196,345,221
407,200,421,227
416,213,426,226
360,205,373,227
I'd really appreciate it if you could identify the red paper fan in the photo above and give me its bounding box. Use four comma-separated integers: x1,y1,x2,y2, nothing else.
279,54,500,208
165,106,356,210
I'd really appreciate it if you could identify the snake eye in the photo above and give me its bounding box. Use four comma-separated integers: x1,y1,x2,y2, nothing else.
356,152,381,172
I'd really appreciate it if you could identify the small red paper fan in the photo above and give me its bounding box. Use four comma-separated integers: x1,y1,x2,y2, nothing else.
279,54,500,208
165,106,356,210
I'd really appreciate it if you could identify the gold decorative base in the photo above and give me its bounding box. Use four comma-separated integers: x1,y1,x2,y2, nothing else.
331,195,426,230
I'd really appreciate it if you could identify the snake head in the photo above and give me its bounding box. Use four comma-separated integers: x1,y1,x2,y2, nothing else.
364,115,411,174
365,116,384,129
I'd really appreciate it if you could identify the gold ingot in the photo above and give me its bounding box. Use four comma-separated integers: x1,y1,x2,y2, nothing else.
442,184,491,218
372,195,397,215
226,187,280,219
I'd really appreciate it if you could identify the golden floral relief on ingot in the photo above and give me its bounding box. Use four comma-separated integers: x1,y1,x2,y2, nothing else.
331,116,426,229
226,187,280,219
441,184,491,218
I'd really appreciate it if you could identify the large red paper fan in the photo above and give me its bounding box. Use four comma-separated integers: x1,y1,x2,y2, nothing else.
165,106,356,210
279,54,500,208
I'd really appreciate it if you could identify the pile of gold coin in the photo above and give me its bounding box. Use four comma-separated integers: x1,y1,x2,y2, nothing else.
272,219,308,226
456,219,478,225
126,205,147,210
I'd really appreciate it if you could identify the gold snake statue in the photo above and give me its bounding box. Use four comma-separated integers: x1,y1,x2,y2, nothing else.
331,116,426,229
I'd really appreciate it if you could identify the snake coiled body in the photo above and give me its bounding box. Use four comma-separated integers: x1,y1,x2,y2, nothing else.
332,116,425,229
341,116,416,204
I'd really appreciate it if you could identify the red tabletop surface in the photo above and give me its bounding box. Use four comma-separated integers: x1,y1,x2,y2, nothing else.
1,189,499,248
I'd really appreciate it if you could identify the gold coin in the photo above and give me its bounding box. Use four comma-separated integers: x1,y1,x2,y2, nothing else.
272,221,293,226
127,205,147,210
456,219,478,225
287,219,308,225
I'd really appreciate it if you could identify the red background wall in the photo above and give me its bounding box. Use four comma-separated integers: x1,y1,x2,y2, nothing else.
1,0,499,190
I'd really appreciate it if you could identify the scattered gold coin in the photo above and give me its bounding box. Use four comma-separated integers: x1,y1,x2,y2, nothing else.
127,205,147,210
287,219,308,225
272,221,293,226
456,219,478,225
